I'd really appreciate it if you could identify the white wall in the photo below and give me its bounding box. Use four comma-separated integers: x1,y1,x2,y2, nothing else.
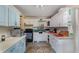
75,8,79,52
69,8,79,53
25,18,39,27
50,27,68,31
24,17,50,28
57,27,68,31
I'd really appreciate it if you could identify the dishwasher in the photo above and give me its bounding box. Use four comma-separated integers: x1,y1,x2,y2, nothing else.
33,31,48,42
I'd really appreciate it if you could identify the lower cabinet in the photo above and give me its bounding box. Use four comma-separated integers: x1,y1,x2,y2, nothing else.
4,38,26,53
33,32,48,42
49,35,74,53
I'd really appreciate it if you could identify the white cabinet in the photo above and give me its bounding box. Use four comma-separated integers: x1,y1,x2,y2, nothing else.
15,12,20,27
55,39,74,53
49,35,55,48
49,34,74,53
0,6,8,26
8,6,20,27
50,7,74,27
8,7,16,26
33,32,48,42
49,35,57,51
62,39,74,52
33,32,42,42
0,6,20,27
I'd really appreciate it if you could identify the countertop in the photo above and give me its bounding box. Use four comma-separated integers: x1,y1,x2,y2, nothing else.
33,31,72,39
33,29,46,32
49,33,72,39
0,35,26,53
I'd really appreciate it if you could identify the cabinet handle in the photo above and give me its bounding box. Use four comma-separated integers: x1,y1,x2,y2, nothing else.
15,22,17,25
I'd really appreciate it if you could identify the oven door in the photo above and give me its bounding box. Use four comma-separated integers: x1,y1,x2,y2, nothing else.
26,33,33,42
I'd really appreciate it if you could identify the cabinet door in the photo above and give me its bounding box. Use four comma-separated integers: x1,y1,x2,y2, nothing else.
0,6,8,26
62,12,69,27
61,8,72,27
15,12,20,27
50,19,53,27
49,35,54,49
55,40,64,53
33,32,47,42
33,32,38,42
33,32,42,42
55,14,59,27
63,39,74,53
37,33,42,42
8,7,16,26
42,32,48,41
52,18,55,27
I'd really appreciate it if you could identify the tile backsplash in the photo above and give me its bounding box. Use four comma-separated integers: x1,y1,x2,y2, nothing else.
0,27,11,41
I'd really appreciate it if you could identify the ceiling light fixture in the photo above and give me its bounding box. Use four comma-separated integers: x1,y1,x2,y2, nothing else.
35,5,45,8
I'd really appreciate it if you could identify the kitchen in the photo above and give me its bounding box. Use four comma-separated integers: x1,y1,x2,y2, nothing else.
0,5,79,53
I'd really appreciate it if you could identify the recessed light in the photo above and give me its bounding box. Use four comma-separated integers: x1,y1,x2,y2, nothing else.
35,5,45,8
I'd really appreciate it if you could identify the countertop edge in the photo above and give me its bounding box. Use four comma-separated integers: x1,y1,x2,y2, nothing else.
0,35,26,53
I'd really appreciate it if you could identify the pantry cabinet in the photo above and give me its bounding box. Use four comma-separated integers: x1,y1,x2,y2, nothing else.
0,6,8,26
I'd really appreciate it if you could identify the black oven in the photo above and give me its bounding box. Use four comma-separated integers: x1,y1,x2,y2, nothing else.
24,29,33,42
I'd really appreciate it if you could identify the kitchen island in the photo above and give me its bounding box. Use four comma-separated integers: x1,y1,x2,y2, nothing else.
33,29,48,42
0,35,26,53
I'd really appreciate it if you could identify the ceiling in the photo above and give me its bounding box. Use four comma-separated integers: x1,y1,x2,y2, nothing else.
14,5,65,18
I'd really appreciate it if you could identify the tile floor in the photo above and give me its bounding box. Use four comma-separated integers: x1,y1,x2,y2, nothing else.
26,41,55,53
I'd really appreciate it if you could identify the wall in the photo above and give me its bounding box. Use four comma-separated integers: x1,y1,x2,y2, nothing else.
50,27,68,31
0,27,11,41
74,8,79,52
24,17,50,29
25,17,39,27
66,7,79,52
56,27,68,31
65,7,79,52
20,16,26,30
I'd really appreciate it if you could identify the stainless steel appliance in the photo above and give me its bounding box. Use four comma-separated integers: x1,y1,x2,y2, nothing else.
24,29,33,42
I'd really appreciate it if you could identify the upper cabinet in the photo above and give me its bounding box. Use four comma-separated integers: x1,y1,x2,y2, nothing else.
15,12,20,27
8,6,20,27
0,6,8,26
50,7,75,27
0,5,21,27
8,7,16,26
